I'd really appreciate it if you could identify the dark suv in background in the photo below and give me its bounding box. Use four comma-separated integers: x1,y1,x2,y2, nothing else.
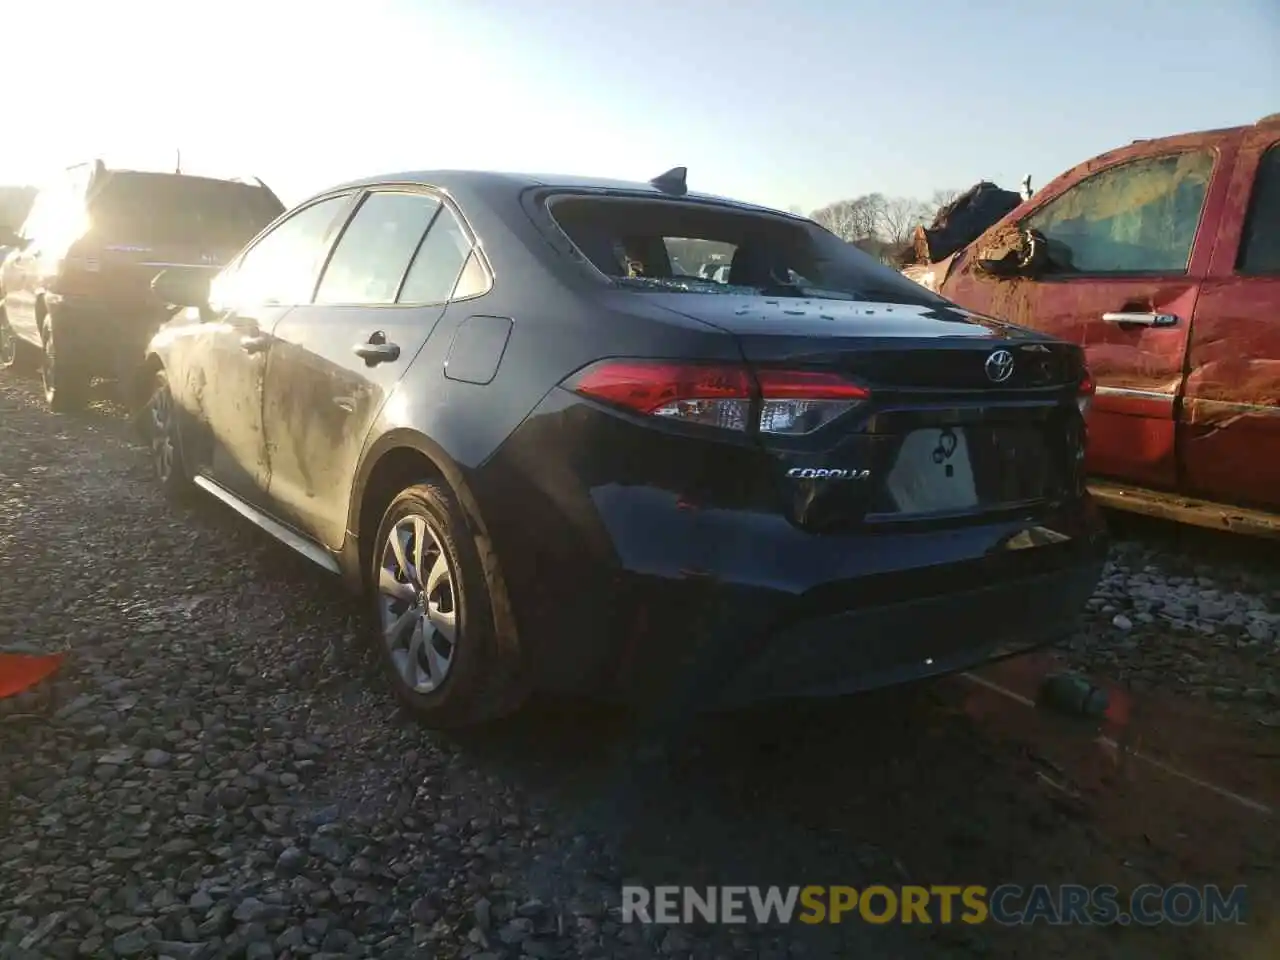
0,160,284,410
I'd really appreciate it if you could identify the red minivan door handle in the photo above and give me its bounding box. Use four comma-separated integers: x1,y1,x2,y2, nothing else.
1101,312,1179,327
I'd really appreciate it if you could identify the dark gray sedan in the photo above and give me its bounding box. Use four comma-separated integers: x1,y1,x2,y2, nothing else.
138,166,1107,729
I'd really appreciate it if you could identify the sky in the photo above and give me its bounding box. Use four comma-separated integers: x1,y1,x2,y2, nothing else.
3,0,1276,213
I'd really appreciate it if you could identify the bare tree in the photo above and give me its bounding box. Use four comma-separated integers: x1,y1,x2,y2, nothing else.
851,236,897,265
926,188,962,220
810,200,858,241
810,193,885,242
811,185,1000,255
876,196,929,247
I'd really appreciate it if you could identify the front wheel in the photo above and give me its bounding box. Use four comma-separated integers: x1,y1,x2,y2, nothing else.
370,481,525,728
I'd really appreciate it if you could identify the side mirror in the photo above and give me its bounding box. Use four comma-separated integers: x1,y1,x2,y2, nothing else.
0,230,24,250
151,267,210,309
974,227,1049,279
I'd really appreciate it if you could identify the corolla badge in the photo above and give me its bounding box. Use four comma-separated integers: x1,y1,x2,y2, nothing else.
786,468,871,480
985,348,1015,383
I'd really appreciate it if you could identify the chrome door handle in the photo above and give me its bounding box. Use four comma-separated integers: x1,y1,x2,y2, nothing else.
239,333,270,353
353,341,401,365
1101,312,1178,327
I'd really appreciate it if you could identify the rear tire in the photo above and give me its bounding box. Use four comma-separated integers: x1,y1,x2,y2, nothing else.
144,368,192,501
369,481,525,729
41,320,90,412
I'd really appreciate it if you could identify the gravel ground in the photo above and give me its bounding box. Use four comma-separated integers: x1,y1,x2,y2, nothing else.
1,371,1277,960
1063,530,1280,728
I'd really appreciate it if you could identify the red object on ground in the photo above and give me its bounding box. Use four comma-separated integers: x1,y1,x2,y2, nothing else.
0,652,65,698
1103,685,1132,727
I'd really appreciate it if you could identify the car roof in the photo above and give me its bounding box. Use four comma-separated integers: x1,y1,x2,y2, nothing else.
1127,123,1250,145
320,169,803,219
1125,113,1280,147
99,169,270,189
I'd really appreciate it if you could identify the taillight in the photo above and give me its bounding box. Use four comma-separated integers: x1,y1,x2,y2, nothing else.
565,361,753,431
1077,367,1096,417
755,368,870,435
564,360,870,436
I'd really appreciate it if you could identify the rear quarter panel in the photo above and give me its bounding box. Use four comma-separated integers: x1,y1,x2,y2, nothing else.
373,287,741,473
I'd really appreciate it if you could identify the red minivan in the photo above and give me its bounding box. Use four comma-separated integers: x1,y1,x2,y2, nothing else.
906,114,1280,536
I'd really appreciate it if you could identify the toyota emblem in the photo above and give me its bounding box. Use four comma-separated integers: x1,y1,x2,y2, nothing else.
985,349,1015,383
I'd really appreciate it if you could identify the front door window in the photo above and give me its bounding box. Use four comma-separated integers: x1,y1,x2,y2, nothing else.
1024,151,1214,275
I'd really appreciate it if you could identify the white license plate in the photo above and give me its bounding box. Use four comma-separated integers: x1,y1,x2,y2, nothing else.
886,427,979,513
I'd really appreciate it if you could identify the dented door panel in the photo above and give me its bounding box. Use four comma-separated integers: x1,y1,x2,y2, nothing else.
947,270,1198,486
1008,279,1197,487
262,305,443,549
169,191,357,505
259,189,478,548
198,304,291,503
1181,129,1280,510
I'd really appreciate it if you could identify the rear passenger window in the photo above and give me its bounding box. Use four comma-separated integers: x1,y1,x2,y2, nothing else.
451,251,490,300
1238,144,1280,274
398,207,473,304
315,191,441,304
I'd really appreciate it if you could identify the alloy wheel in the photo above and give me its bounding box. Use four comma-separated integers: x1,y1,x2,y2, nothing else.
378,514,458,694
149,380,177,483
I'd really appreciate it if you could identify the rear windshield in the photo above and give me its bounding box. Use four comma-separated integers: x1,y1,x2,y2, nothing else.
546,195,946,306
88,172,285,247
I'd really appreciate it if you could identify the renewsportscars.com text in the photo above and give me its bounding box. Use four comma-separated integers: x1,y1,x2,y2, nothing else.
621,884,1248,926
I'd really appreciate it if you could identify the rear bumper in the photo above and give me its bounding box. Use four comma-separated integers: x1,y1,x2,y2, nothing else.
476,390,1108,712
602,494,1107,713
48,294,171,378
709,557,1101,709
481,463,1107,711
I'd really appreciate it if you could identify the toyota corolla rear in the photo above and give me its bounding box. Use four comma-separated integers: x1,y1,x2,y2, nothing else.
480,189,1108,714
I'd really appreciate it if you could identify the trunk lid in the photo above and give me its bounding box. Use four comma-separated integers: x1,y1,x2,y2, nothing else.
651,293,1013,348
652,294,1089,531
